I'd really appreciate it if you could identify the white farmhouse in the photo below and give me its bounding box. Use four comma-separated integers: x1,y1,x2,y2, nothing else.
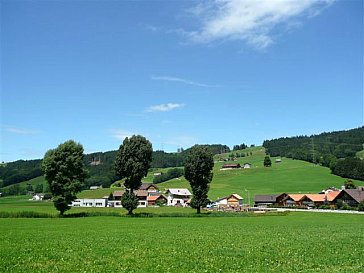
215,194,244,207
71,198,107,207
166,188,192,207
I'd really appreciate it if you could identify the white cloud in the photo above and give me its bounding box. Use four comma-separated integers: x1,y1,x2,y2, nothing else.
4,126,40,135
110,129,134,141
146,103,185,113
151,76,221,88
186,0,335,49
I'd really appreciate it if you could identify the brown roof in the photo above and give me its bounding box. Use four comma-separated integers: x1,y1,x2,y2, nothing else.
254,194,280,202
222,164,241,168
139,183,159,191
343,189,364,203
113,190,148,197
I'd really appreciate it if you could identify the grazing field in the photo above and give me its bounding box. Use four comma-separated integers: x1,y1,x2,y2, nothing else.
0,213,363,272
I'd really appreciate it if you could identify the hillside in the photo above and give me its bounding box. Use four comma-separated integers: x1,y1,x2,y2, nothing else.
79,146,364,203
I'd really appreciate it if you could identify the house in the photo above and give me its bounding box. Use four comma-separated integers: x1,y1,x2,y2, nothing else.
89,185,102,190
284,194,307,207
254,193,287,207
275,159,282,163
166,188,192,206
220,163,241,170
112,190,148,207
30,193,44,201
147,194,167,206
71,198,107,207
334,188,364,207
215,194,244,207
139,183,159,193
243,163,251,169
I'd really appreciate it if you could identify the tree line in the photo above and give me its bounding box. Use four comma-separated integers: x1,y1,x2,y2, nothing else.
263,126,364,181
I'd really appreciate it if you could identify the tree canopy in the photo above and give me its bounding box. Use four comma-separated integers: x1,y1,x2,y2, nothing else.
115,135,153,214
42,140,88,215
184,145,214,214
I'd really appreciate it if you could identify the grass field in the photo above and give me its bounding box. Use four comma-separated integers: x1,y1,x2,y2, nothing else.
0,213,363,272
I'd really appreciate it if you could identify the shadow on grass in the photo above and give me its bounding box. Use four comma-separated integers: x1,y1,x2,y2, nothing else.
0,210,289,218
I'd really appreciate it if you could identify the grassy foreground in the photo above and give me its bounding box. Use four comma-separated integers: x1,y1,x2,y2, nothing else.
0,213,363,272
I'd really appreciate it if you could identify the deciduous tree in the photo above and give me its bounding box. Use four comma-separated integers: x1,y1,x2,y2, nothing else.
42,140,88,215
184,145,214,214
115,135,153,214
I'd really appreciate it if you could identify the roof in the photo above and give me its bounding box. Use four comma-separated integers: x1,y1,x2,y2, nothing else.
147,195,166,201
254,194,280,202
167,188,192,196
326,191,341,202
215,193,244,202
288,194,306,201
139,183,159,191
222,164,241,168
305,194,325,202
342,189,364,203
231,193,244,200
113,190,148,197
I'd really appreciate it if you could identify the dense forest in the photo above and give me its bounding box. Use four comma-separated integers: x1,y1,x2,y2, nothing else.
263,126,364,181
0,143,231,191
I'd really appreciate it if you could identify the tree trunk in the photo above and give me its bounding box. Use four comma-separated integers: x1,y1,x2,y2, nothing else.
196,206,201,214
128,209,133,215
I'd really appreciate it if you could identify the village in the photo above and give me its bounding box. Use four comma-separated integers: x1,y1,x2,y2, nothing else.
60,182,364,212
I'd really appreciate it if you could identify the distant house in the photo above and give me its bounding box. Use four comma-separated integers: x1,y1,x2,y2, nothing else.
147,194,167,206
89,185,102,190
254,193,287,207
112,190,148,207
334,188,364,207
153,172,162,176
275,159,282,163
139,183,159,193
242,163,251,169
166,188,192,206
30,193,44,201
71,198,107,207
215,194,244,207
220,163,241,170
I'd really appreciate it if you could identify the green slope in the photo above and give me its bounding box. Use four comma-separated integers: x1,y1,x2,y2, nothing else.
2,176,47,190
156,146,363,203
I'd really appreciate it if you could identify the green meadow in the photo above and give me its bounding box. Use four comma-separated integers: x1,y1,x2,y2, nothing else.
0,213,363,272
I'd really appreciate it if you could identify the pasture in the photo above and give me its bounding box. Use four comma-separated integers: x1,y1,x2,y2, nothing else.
0,212,363,272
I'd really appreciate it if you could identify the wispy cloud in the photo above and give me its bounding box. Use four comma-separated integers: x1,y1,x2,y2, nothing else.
185,0,335,49
146,103,185,113
165,135,198,148
110,129,134,141
151,76,221,88
4,126,40,135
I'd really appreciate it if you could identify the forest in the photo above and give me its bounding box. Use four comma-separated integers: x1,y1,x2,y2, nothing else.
263,126,364,181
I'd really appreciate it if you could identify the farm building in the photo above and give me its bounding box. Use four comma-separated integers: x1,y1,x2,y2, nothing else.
139,183,159,193
89,185,102,190
166,188,192,206
112,190,148,208
30,193,44,201
285,194,307,207
254,193,287,207
243,163,251,169
220,163,241,170
275,159,282,163
215,194,244,207
334,188,364,207
71,198,107,207
147,194,167,206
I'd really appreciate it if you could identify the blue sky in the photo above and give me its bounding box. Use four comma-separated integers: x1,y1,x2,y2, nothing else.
1,0,363,162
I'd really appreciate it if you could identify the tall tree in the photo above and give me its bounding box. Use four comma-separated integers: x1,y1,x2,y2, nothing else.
264,156,272,167
42,140,88,215
115,135,153,214
184,145,214,214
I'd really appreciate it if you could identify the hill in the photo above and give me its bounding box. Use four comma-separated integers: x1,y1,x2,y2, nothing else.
79,146,364,203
